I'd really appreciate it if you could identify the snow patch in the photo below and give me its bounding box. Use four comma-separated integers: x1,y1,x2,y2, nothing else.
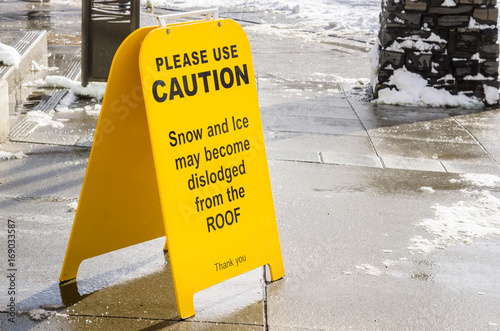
67,201,78,212
420,187,435,193
0,42,21,67
483,84,499,105
0,150,26,160
27,110,64,128
408,236,435,254
26,309,55,321
441,0,456,7
464,73,494,81
410,174,500,254
356,264,385,276
418,191,500,251
469,17,496,30
84,104,102,116
31,60,58,72
368,39,380,91
456,173,500,187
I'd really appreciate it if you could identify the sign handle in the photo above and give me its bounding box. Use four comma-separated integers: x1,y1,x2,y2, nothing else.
157,9,219,27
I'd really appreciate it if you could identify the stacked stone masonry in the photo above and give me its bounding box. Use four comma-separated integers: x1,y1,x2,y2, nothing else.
376,0,499,103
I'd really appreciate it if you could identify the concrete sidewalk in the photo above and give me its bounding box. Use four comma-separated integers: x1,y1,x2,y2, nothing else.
1,2,500,330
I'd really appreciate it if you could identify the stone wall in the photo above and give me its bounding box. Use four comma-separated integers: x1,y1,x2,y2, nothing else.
375,0,499,105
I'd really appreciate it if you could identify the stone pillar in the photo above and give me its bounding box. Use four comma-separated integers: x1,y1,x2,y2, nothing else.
375,0,499,105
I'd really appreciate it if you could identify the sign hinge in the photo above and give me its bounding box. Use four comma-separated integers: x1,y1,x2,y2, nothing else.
157,9,219,27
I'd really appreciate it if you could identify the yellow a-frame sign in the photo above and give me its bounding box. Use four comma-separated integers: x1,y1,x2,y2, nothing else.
60,10,285,319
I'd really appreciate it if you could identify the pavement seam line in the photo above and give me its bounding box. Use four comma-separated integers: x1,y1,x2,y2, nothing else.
439,161,450,173
452,117,500,168
263,265,269,331
57,313,264,327
341,85,386,169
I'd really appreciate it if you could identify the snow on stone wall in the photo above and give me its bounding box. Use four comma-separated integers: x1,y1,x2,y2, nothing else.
374,0,499,106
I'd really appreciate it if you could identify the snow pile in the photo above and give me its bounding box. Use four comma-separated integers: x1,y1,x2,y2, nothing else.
375,68,483,108
409,174,500,253
0,42,21,67
39,76,107,101
0,150,26,160
27,110,65,128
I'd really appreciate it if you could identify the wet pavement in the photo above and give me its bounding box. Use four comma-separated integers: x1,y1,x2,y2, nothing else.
1,1,500,330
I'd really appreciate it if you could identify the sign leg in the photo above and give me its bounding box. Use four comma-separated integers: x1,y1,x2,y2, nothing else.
176,291,195,319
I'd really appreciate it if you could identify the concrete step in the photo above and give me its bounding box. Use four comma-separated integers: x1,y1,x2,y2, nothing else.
1,30,48,141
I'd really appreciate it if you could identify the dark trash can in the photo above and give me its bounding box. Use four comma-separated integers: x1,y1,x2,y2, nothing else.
82,0,139,86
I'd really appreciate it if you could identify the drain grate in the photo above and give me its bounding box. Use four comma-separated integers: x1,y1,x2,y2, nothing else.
9,47,82,141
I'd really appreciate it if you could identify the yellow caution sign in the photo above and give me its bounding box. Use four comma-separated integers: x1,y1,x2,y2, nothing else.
60,11,284,319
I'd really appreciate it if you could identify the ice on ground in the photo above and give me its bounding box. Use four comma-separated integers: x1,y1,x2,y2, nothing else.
0,150,26,160
0,42,21,67
355,264,384,276
375,68,483,108
27,110,65,128
39,76,106,101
